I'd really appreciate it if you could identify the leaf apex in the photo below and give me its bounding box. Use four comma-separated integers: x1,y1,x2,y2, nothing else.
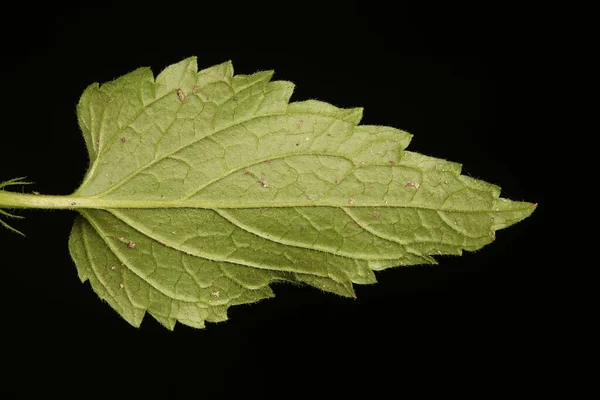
491,199,537,231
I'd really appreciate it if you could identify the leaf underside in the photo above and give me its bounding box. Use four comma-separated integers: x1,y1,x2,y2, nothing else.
67,57,535,329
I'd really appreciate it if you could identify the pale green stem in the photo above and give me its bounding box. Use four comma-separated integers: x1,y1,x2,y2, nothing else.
0,191,86,210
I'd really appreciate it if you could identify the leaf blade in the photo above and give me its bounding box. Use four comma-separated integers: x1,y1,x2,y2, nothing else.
68,58,536,328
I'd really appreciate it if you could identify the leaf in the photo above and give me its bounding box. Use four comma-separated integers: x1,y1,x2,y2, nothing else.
66,57,536,329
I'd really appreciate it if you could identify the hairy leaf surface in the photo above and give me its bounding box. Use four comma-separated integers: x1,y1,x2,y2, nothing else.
66,57,535,329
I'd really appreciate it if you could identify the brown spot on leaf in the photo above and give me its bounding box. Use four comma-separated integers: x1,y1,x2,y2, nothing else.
192,85,200,94
177,89,185,101
389,160,396,165
127,241,136,249
372,212,381,218
121,137,126,143
404,180,420,189
348,198,355,205
259,178,269,188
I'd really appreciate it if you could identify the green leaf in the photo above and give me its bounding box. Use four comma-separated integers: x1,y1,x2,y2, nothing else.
66,57,536,329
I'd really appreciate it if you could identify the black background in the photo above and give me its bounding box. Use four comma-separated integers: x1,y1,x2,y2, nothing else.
1,1,544,396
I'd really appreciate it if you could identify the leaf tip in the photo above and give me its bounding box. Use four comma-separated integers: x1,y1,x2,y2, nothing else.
491,199,537,231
